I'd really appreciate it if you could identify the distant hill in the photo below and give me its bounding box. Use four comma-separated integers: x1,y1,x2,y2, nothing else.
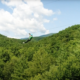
38,33,55,37
21,33,55,41
0,24,80,80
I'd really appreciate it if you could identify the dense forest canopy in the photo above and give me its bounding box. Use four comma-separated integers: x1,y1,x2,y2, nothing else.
0,24,80,80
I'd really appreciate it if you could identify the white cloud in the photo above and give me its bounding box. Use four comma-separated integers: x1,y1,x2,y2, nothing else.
14,29,27,36
43,19,50,23
57,10,61,15
53,18,58,21
0,0,54,38
30,29,36,33
45,30,50,34
34,13,39,18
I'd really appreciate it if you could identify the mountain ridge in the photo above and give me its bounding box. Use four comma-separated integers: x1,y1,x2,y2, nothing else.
20,33,55,40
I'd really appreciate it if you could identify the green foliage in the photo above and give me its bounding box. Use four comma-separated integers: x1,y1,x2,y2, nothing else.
0,24,80,80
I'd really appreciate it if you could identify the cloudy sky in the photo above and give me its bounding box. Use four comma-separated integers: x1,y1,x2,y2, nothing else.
0,0,80,39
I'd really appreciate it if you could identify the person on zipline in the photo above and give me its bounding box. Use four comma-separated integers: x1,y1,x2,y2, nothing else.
23,33,33,44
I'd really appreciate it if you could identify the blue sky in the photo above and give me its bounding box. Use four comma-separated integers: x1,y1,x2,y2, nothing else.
42,0,80,32
0,0,80,39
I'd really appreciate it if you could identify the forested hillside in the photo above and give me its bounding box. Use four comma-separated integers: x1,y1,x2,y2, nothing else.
0,24,80,80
